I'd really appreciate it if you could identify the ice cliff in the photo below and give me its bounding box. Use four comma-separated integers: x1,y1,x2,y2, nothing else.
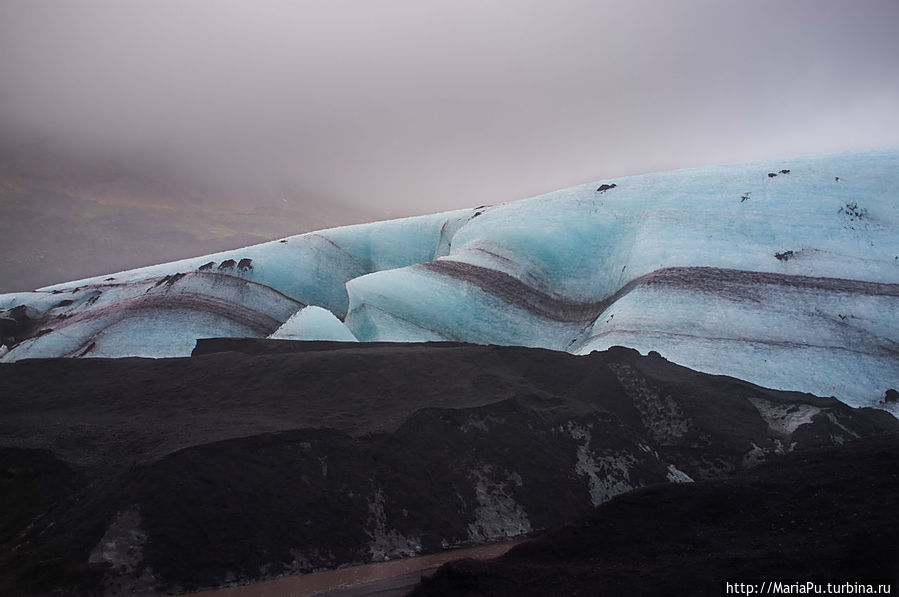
1,149,896,408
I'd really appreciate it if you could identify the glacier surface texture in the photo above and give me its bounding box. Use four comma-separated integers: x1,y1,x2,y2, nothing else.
1,149,897,409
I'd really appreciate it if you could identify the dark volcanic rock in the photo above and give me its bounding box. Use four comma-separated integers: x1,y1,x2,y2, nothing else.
0,304,37,346
191,337,472,356
0,341,895,595
0,448,104,597
774,250,794,261
411,434,899,597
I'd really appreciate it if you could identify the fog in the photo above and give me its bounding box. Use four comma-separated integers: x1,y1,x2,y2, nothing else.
2,0,898,217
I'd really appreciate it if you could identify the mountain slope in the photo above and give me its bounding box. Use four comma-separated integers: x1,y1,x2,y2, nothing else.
410,434,899,597
1,342,895,595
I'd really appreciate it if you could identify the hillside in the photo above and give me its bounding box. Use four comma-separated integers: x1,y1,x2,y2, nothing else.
1,341,895,595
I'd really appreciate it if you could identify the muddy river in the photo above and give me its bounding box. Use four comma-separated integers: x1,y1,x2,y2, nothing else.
185,539,524,597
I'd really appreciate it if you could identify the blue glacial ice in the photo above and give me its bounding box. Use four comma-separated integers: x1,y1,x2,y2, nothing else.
269,306,358,342
1,149,896,410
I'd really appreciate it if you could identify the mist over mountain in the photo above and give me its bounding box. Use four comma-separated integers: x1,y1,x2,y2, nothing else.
4,1,899,293
0,141,379,292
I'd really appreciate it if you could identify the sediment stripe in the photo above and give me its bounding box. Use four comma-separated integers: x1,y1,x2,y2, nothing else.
41,275,304,337
418,262,899,323
417,260,609,322
583,328,899,358
644,267,899,297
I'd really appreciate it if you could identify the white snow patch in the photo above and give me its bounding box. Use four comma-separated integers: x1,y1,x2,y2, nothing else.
467,465,532,542
88,507,146,572
666,464,694,483
748,397,821,435
825,412,860,439
366,488,421,561
610,363,690,442
460,415,489,433
88,507,157,596
568,422,635,505
743,442,767,467
773,439,785,455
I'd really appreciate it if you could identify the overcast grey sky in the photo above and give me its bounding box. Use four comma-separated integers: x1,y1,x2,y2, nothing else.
2,0,899,216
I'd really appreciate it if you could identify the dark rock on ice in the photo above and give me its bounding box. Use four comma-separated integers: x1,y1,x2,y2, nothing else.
774,250,794,261
0,305,37,346
165,272,185,286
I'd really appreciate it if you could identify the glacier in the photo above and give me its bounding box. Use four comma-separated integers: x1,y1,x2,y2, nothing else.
1,148,896,410
269,306,358,342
